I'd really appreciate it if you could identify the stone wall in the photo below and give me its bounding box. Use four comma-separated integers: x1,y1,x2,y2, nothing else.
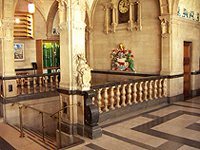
90,0,161,74
169,17,200,97
14,0,57,69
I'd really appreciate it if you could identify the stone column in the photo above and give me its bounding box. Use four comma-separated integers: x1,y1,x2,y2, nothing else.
56,0,100,140
159,16,171,75
0,16,17,97
159,15,184,101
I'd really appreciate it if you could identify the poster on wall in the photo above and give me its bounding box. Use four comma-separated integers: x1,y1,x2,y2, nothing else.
14,43,24,61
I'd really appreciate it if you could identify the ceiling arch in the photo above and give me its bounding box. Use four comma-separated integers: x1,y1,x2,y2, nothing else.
86,0,170,29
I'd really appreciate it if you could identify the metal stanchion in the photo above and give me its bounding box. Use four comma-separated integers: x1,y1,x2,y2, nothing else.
58,111,62,148
40,112,45,142
19,105,25,138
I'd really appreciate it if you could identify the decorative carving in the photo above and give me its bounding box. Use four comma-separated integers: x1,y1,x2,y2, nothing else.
161,18,169,34
103,0,142,33
1,18,14,40
77,54,92,91
57,0,68,31
111,43,135,72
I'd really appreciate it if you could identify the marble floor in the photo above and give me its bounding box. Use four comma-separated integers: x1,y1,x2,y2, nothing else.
0,96,200,150
70,97,200,150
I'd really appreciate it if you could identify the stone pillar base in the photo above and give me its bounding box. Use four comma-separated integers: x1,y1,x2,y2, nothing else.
84,125,102,139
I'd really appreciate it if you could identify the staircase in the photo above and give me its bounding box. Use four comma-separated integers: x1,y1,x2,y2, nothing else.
10,124,57,150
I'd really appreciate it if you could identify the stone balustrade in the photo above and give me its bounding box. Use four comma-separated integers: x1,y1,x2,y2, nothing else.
16,72,60,95
92,77,167,114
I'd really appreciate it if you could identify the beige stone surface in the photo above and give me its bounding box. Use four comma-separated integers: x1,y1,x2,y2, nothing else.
168,77,183,97
91,0,161,74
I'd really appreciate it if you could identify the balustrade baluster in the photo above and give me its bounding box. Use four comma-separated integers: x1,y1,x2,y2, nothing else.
50,76,54,91
144,81,148,101
21,78,25,89
163,78,167,97
132,82,138,104
44,76,48,88
92,97,95,105
97,89,103,113
33,77,37,93
56,75,59,87
50,76,53,85
121,84,127,107
153,80,158,99
33,77,37,87
39,77,43,92
149,80,153,100
116,85,121,108
158,79,163,98
138,82,143,102
39,77,43,87
27,77,31,94
21,78,26,94
103,88,109,112
16,78,20,86
127,83,132,105
109,86,115,110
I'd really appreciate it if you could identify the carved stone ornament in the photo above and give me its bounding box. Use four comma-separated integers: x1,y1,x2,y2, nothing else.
77,54,92,91
57,0,68,6
161,18,169,34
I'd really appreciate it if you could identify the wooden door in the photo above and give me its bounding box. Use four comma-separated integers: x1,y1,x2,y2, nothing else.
183,42,191,98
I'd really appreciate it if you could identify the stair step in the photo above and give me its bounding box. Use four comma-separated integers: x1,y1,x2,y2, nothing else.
9,124,57,150
23,128,57,149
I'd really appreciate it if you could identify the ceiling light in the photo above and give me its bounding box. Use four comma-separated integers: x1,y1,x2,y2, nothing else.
28,3,35,13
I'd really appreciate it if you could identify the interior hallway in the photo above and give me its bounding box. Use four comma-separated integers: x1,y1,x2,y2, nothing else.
0,97,200,150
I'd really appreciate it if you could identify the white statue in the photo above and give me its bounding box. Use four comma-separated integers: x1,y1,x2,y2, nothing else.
77,54,92,91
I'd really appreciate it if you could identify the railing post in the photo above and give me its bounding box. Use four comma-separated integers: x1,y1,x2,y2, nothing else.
84,90,102,139
58,111,62,148
19,105,25,138
40,112,45,142
163,78,167,97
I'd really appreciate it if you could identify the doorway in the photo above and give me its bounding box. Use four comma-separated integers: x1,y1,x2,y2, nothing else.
183,42,192,99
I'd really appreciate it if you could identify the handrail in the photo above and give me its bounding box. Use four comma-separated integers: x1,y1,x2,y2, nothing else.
50,104,76,118
12,102,52,116
1,72,60,80
50,104,77,149
91,75,168,89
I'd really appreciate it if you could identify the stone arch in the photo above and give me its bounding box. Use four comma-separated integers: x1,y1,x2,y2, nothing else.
89,0,170,28
46,1,59,39
172,0,179,15
13,0,46,21
159,0,170,15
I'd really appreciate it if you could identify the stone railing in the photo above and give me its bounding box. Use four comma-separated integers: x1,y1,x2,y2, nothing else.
16,72,60,95
91,76,167,114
